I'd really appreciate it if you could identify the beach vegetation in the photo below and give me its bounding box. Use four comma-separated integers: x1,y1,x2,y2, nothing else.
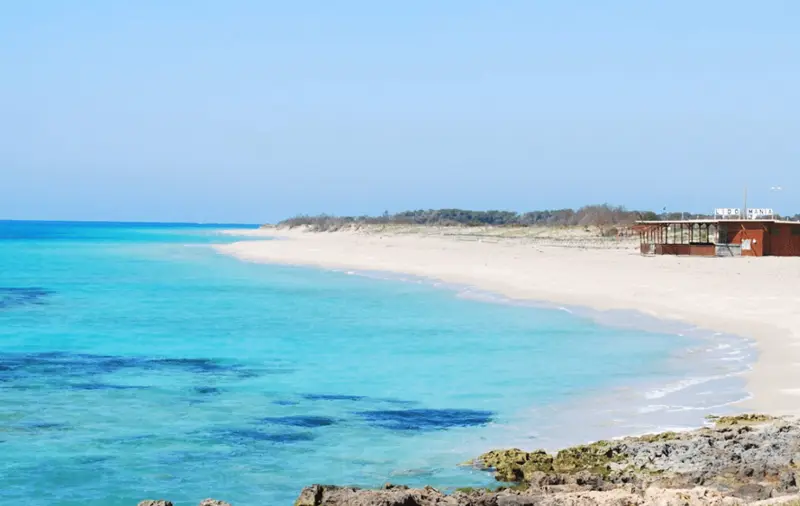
475,442,629,482
553,441,625,476
705,414,774,427
637,431,681,443
275,205,710,231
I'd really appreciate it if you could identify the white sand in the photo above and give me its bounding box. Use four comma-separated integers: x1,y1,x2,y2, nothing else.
216,227,800,415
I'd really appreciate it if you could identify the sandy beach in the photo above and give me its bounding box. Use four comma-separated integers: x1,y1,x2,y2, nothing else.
217,226,800,416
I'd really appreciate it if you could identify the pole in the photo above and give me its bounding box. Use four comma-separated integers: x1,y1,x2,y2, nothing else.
771,186,783,218
743,186,748,220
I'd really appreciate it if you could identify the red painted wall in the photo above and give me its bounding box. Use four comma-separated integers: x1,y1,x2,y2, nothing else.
724,222,768,256
689,244,716,256
656,244,691,255
770,224,800,256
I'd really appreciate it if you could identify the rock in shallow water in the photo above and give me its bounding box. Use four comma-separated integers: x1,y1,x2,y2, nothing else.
137,500,230,506
292,484,758,506
293,415,800,506
136,416,800,506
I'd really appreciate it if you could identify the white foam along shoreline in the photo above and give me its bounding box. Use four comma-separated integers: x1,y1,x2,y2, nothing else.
214,227,800,417
331,264,756,449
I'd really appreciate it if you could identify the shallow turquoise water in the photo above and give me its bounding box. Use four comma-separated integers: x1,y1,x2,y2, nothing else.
0,222,751,505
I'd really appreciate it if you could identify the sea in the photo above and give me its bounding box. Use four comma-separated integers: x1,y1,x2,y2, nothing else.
0,221,755,506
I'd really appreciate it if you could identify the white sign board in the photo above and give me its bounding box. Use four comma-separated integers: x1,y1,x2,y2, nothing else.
714,208,741,217
746,208,774,219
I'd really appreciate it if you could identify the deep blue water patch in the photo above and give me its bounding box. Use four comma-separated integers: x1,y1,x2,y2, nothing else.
0,287,53,309
158,450,232,465
217,428,316,444
146,357,283,377
18,422,69,432
381,398,418,406
272,399,299,406
69,383,149,391
357,408,494,431
76,455,112,465
0,351,265,384
259,415,336,428
303,393,365,401
193,386,221,395
148,358,228,374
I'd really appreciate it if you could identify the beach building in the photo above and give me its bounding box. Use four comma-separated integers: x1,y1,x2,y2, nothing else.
636,208,800,257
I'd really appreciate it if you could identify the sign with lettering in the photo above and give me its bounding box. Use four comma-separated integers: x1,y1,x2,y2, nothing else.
714,208,741,217
746,208,774,219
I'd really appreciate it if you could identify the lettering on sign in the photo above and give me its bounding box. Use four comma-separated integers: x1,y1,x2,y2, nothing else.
714,208,741,217
746,208,774,219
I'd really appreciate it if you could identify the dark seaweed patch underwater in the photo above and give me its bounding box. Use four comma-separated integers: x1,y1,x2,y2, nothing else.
303,393,366,401
357,409,494,431
0,351,271,384
259,415,337,428
216,428,317,444
0,287,53,309
0,221,723,506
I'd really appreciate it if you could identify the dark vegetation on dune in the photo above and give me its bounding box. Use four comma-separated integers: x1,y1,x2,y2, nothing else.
277,206,800,232
276,205,708,232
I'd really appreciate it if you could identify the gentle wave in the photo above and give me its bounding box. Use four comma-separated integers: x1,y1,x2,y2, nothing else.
332,265,755,451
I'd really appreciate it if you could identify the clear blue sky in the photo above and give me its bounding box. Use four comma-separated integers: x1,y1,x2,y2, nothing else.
1,1,798,223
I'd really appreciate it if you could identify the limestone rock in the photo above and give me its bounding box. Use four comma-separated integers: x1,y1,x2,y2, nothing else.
137,501,173,506
294,416,800,506
294,484,766,506
476,448,555,482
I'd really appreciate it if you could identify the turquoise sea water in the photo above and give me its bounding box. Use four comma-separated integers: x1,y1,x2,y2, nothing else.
0,222,753,505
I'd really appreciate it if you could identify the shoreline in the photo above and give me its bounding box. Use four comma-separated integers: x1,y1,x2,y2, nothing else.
335,266,756,449
215,227,800,419
291,415,800,506
144,416,800,506
215,234,755,452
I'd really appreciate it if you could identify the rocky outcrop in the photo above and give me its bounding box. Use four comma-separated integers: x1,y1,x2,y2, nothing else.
293,483,774,506
294,415,800,506
137,501,230,506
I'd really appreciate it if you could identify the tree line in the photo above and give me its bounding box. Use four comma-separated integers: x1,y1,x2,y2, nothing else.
277,205,703,232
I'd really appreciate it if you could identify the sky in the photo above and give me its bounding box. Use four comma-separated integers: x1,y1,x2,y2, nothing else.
1,1,798,223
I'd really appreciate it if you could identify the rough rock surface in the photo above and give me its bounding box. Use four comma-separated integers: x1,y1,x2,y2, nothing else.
293,415,800,506
137,501,229,506
294,484,763,506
